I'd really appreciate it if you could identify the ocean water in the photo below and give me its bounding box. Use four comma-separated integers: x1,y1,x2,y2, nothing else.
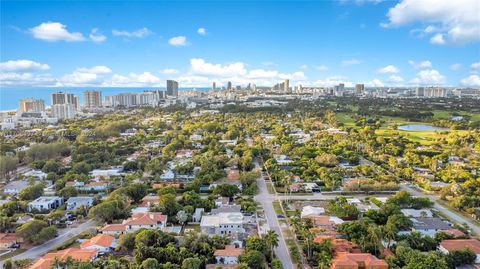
0,87,208,111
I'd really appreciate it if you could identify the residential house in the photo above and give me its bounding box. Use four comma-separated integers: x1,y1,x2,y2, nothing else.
80,234,116,254
401,209,433,218
214,245,245,265
27,196,64,212
123,212,167,232
23,170,47,180
330,253,389,269
400,217,452,237
314,236,360,255
76,181,109,192
201,212,245,237
215,197,230,207
100,224,126,236
301,206,325,218
4,180,29,195
192,208,204,223
29,248,98,269
439,239,480,263
89,166,123,178
66,196,94,211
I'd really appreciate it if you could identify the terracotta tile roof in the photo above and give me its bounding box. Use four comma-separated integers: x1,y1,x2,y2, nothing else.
214,245,245,257
80,234,114,248
331,253,388,268
0,233,16,244
440,239,480,254
30,248,98,269
443,229,466,237
101,224,126,232
85,181,108,187
227,169,240,181
124,212,167,226
314,236,358,254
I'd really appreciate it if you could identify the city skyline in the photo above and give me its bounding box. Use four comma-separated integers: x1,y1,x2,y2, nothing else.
1,0,480,88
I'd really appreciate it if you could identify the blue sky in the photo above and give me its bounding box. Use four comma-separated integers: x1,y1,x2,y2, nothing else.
1,0,479,88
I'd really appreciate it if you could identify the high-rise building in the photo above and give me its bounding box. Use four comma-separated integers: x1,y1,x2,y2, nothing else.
297,84,303,94
83,90,102,108
52,104,76,119
252,84,257,92
212,82,216,91
339,83,345,91
166,80,179,97
51,92,75,105
19,98,45,112
355,84,365,93
73,96,80,110
416,87,425,97
227,81,232,90
284,79,290,93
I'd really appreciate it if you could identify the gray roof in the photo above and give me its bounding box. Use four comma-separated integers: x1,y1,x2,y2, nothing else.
411,217,451,230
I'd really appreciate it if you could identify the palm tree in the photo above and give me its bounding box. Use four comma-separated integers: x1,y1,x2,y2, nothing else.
265,230,279,261
366,226,383,255
302,227,314,260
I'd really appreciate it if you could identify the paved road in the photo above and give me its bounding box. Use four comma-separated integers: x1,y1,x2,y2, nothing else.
254,161,295,269
400,184,480,235
0,220,96,267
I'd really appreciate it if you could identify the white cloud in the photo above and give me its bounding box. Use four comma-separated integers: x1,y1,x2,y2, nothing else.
190,58,247,77
0,60,50,72
197,28,207,35
313,65,329,71
369,79,384,87
76,66,112,74
301,65,308,69
388,75,404,83
107,72,161,87
313,76,351,87
430,33,445,45
460,75,480,87
0,72,58,87
89,28,107,43
377,65,400,74
168,36,188,46
408,60,432,69
382,0,480,45
112,27,153,38
411,69,446,85
471,62,480,69
262,61,275,66
341,59,361,66
160,68,179,74
450,63,462,71
60,66,112,86
30,22,84,42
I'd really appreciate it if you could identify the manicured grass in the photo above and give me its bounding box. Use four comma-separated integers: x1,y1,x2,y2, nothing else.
184,224,200,233
266,182,275,194
336,113,356,127
272,201,283,215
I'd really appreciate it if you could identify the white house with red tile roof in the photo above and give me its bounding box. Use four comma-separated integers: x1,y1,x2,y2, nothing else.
123,212,167,232
214,245,244,265
80,234,116,254
439,239,480,263
100,224,126,236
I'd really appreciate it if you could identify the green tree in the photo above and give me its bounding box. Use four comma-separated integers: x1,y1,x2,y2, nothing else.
181,257,202,269
239,250,265,269
16,220,48,243
265,230,279,261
